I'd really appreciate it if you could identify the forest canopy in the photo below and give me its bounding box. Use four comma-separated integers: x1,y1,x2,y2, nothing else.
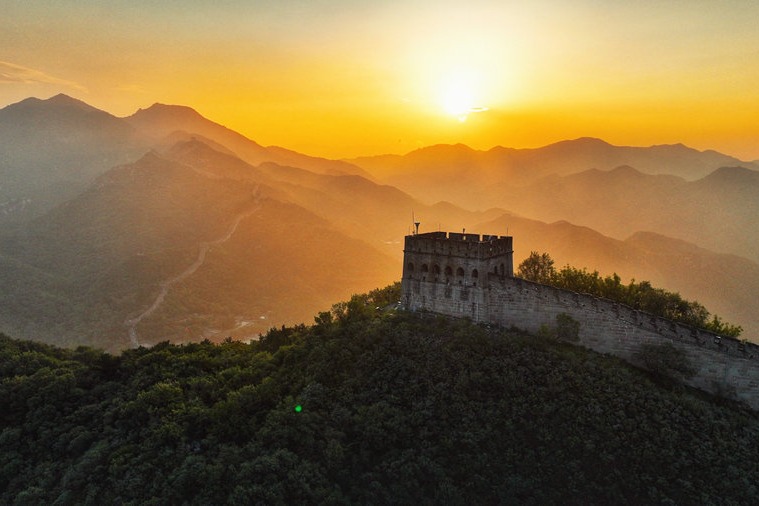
2,284,758,504
517,251,743,337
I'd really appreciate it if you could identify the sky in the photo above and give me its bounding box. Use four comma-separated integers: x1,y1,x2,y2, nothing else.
2,0,759,160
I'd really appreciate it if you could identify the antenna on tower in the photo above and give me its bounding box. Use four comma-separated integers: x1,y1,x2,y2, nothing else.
412,210,420,235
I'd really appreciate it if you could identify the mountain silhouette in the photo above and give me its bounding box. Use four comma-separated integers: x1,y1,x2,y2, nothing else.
350,138,758,209
487,164,759,262
0,145,396,350
127,103,373,178
1,94,756,349
0,94,145,222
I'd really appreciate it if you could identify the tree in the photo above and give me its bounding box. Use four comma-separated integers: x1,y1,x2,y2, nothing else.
519,252,741,337
517,251,555,283
704,315,743,338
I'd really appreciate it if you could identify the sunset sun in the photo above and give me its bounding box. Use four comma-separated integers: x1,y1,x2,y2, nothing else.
438,72,488,122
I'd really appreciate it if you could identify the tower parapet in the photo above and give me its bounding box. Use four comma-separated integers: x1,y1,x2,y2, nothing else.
402,231,514,288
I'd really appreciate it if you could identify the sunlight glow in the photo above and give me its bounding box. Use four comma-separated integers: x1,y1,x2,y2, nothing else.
438,72,489,122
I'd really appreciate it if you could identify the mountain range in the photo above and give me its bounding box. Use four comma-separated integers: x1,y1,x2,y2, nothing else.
1,94,757,350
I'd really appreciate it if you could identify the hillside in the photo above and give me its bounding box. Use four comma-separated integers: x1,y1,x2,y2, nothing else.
0,94,146,222
495,165,759,262
0,131,493,351
2,295,758,505
0,149,396,351
126,103,372,178
470,213,759,340
0,94,370,225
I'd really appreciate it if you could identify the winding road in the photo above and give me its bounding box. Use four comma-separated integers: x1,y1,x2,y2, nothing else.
125,202,261,348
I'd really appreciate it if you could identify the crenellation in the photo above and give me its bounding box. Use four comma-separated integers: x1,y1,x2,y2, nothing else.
402,231,759,410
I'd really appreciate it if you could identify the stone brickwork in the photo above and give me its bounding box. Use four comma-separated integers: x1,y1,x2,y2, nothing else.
402,232,759,410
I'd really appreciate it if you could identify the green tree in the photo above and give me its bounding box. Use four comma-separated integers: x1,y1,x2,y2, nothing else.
523,253,741,337
704,315,743,338
517,251,556,283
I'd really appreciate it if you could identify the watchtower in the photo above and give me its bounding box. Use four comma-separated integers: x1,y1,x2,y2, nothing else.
402,231,513,317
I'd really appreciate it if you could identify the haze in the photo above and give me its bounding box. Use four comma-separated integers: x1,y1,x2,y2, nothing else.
2,0,759,160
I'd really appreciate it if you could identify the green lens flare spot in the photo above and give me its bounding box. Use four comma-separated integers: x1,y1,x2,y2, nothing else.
294,404,302,413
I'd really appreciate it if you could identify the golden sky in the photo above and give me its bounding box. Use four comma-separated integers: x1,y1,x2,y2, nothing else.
2,0,759,160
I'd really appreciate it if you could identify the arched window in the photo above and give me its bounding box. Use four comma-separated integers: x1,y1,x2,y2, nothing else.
407,262,415,272
500,263,505,276
456,267,465,277
433,264,441,275
421,264,429,273
445,266,453,276
472,269,479,278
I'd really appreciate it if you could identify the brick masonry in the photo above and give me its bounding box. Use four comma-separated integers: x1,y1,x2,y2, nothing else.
402,232,759,409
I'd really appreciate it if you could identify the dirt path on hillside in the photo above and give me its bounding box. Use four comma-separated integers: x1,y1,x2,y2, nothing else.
124,202,261,348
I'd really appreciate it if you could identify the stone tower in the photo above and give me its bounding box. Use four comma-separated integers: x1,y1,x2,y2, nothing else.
401,231,513,319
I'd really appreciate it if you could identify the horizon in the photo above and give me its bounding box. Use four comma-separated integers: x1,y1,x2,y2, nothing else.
2,1,759,160
4,91,757,163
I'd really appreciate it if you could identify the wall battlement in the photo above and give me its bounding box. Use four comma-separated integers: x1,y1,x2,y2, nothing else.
401,232,759,410
403,231,514,285
405,231,513,259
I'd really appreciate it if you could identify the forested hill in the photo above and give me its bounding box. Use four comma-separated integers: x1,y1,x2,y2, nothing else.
2,285,759,505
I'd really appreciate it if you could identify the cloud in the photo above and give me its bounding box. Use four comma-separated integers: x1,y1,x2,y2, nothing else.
0,61,85,90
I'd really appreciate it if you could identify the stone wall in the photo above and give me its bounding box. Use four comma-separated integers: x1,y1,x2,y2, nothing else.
403,275,759,410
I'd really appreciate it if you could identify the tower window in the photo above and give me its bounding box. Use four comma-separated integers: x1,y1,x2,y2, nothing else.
445,266,453,276
456,267,465,277
472,269,479,278
421,264,429,273
433,264,441,275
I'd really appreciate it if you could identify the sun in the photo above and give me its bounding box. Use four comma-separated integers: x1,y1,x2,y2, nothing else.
442,84,475,121
438,72,488,122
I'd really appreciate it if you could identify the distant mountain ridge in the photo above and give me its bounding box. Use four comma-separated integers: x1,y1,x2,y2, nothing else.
1,93,757,349
0,94,373,224
126,102,373,178
350,137,759,262
353,136,756,180
493,164,759,262
0,144,397,350
349,137,758,209
468,214,759,340
0,94,145,221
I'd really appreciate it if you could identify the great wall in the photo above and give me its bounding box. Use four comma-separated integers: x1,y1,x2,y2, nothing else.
401,231,759,409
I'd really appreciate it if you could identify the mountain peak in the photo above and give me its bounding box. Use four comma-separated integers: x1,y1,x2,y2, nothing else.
573,136,611,145
558,137,612,148
1,93,103,115
700,166,759,185
130,103,204,122
407,143,477,157
46,93,83,104
609,165,644,177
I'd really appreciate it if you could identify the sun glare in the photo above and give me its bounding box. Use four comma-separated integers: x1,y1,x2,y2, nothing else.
438,72,488,122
